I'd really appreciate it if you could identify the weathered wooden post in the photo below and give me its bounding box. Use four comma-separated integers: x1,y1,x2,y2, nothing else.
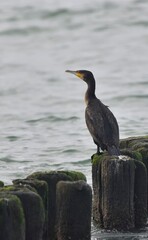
0,194,25,240
0,186,45,240
101,155,135,229
27,170,87,240
13,178,48,240
92,153,147,230
55,180,92,240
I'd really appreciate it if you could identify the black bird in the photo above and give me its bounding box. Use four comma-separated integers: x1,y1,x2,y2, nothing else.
66,70,120,156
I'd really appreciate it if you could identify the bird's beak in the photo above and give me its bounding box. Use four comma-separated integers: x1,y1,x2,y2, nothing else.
65,70,84,80
65,70,77,75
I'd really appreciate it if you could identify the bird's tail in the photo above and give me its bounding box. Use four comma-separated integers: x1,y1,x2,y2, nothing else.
107,145,120,156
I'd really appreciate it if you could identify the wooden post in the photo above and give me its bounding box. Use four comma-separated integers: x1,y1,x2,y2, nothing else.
0,194,25,240
55,180,92,240
0,186,45,240
13,179,48,240
92,154,147,230
27,170,86,240
101,156,135,230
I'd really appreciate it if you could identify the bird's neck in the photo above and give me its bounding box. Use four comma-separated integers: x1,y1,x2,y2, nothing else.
85,79,96,105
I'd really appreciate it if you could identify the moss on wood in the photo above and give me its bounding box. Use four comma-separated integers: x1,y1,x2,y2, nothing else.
0,194,25,240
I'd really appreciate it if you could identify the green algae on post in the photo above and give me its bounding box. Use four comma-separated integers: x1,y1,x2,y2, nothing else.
59,170,87,181
0,181,4,188
13,178,48,240
92,152,147,230
0,194,25,240
27,170,87,240
0,185,45,240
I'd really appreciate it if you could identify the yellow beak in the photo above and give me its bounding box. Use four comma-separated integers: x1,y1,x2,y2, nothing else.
65,70,84,80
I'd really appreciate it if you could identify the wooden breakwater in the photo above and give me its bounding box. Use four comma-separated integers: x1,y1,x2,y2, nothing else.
0,171,92,240
0,136,148,239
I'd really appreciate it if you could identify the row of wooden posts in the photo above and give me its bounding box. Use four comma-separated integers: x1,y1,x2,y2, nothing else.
0,136,148,240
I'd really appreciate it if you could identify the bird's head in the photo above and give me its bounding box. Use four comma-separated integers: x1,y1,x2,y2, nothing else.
65,70,94,83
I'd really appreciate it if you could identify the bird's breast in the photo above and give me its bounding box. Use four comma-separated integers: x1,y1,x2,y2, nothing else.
85,93,89,106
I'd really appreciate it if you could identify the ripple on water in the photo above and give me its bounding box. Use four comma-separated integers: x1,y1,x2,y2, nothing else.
6,135,20,142
0,156,19,163
26,115,79,124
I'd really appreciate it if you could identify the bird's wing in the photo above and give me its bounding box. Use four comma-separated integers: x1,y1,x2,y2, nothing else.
101,104,120,145
85,100,119,148
85,104,105,145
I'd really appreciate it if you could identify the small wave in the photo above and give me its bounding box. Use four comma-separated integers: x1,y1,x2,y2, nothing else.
26,118,45,124
6,136,19,142
26,115,79,124
93,25,110,32
135,81,148,86
112,94,148,101
0,88,18,96
43,159,91,168
49,116,79,122
2,8,69,25
0,26,47,36
62,149,80,154
130,20,148,27
0,157,18,163
40,8,68,19
71,158,91,165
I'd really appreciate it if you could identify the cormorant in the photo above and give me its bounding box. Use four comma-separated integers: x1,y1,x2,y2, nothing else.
66,70,120,156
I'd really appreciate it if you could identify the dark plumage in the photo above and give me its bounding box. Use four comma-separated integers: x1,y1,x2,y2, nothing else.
66,70,120,156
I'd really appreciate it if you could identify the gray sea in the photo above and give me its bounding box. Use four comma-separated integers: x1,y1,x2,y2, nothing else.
0,0,148,239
